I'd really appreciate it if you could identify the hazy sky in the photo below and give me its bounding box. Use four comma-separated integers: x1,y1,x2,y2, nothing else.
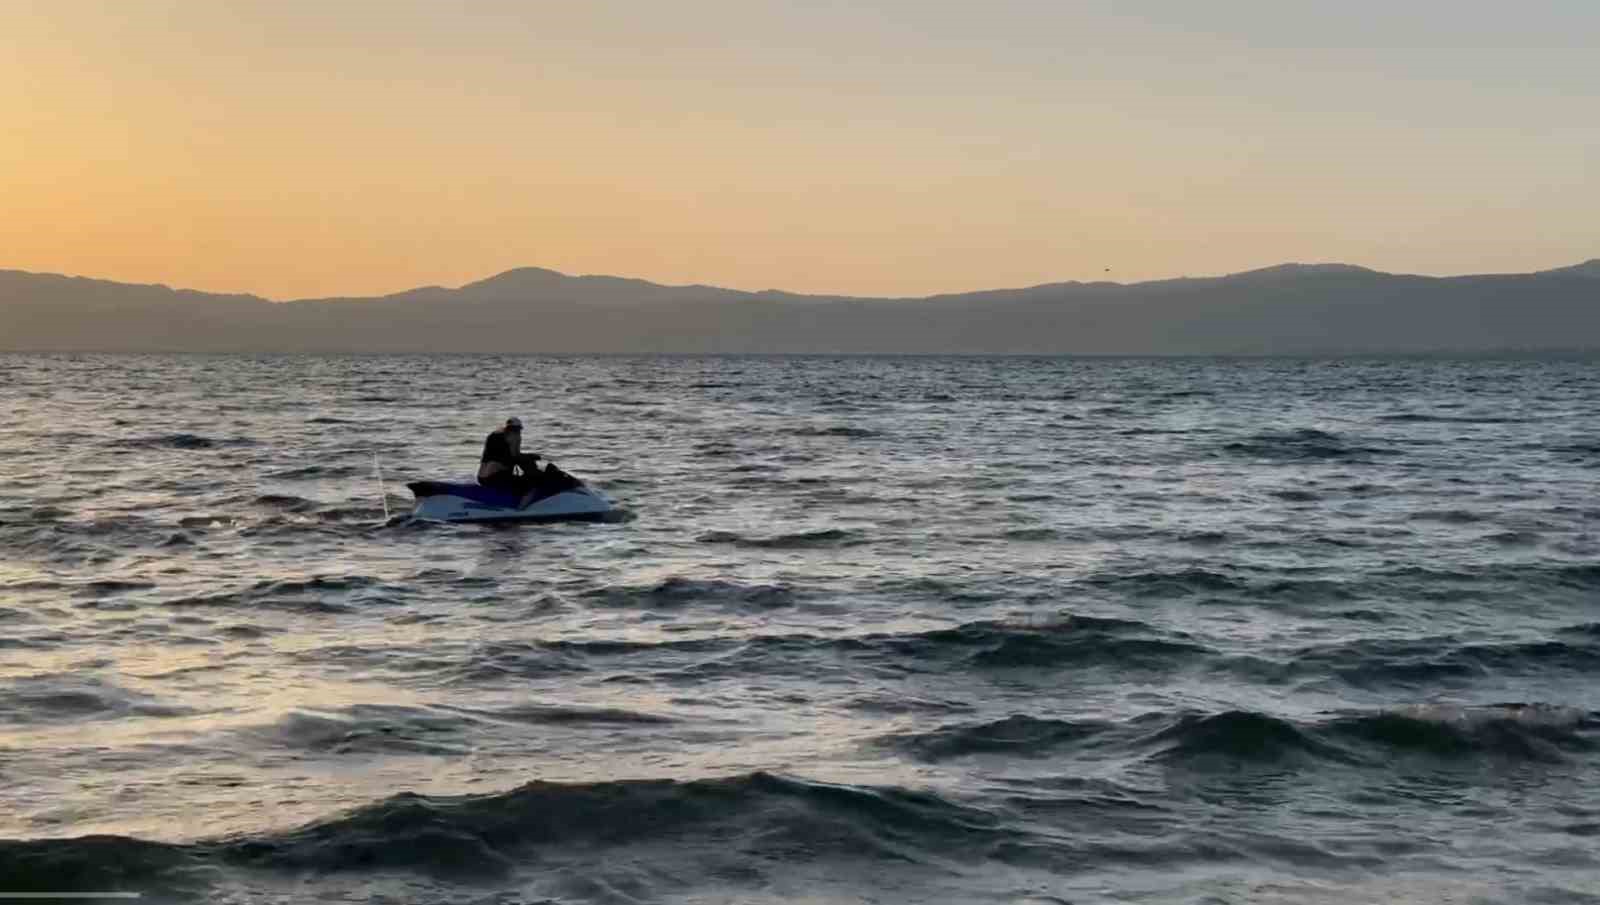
5,0,1597,299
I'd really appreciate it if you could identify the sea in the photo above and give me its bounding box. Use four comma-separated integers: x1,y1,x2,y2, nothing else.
1,353,1597,904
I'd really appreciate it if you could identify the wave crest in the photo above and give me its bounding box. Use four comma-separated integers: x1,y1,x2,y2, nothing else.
696,528,864,550
1223,428,1390,462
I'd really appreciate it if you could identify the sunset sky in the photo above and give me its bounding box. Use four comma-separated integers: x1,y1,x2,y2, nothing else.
5,0,1597,299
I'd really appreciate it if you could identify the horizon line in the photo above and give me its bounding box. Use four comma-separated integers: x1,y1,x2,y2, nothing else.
2,257,1596,305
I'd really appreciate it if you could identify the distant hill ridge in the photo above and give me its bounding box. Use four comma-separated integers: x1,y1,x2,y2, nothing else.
3,259,1597,354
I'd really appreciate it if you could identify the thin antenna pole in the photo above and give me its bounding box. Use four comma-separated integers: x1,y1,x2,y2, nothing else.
374,451,390,521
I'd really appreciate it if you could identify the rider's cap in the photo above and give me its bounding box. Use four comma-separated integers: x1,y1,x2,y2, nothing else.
506,416,523,430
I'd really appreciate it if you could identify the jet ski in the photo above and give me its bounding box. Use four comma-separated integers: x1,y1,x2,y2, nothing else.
405,476,616,523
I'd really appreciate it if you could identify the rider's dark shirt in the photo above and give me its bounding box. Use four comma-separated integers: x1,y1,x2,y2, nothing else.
480,430,514,466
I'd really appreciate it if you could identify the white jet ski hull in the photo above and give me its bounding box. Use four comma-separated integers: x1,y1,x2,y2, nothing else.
406,481,615,523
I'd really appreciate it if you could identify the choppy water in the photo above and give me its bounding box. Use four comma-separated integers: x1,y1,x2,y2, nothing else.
2,353,1598,904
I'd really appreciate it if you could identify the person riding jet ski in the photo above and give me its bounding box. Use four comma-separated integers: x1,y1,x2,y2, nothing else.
404,415,612,522
477,417,578,507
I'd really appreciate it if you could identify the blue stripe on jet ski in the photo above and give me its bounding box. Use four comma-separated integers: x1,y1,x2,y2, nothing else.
407,481,521,508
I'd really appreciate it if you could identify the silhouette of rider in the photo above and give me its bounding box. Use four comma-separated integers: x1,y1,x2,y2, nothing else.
477,416,544,499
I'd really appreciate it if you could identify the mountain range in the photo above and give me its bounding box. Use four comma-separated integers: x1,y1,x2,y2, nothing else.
3,260,1598,355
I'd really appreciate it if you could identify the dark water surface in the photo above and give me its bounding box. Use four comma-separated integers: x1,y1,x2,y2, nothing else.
2,354,1598,903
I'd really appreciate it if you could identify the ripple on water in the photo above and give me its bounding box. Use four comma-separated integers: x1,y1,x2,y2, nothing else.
695,528,865,549
0,674,195,725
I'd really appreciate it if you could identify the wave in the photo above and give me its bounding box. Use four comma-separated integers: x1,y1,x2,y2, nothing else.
582,576,798,609
1551,441,1600,458
1273,633,1600,687
167,575,381,614
1270,488,1322,502
1222,428,1391,462
0,674,193,725
0,773,1009,890
877,714,1124,761
436,640,599,683
242,494,386,523
1408,509,1486,524
245,705,472,756
340,614,1209,686
1324,704,1598,762
71,578,156,596
1485,530,1543,546
264,464,368,480
444,702,678,726
1343,563,1600,610
286,635,718,682
1378,413,1531,424
125,433,258,451
787,426,882,439
1000,527,1061,541
882,704,1599,769
218,772,996,878
1145,710,1358,764
1073,561,1600,611
1143,705,1596,767
0,836,204,898
2,502,387,558
253,493,318,512
1083,567,1246,596
0,514,166,557
314,505,388,523
218,623,275,640
241,702,676,758
696,528,865,550
844,614,1210,673
1547,563,1600,588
